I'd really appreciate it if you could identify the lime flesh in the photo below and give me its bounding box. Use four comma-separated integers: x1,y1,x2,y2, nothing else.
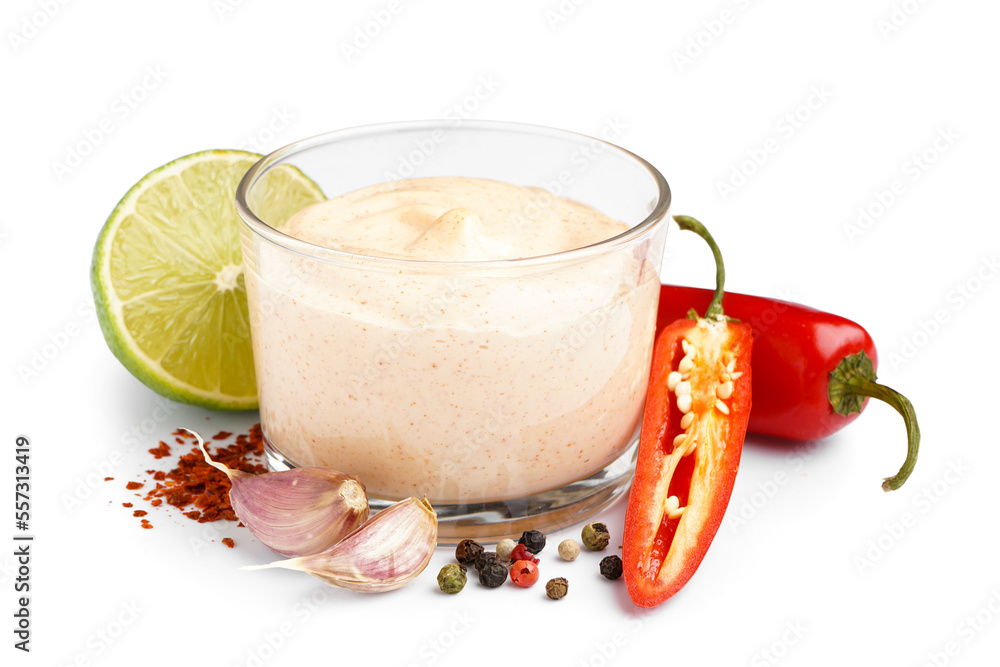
90,149,324,410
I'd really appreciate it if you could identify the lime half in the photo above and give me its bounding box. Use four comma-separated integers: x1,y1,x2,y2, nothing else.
91,149,324,410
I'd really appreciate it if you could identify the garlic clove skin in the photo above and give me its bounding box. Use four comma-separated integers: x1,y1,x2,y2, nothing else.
189,429,369,558
244,497,438,593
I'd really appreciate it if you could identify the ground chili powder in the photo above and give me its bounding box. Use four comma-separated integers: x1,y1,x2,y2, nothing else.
119,425,266,545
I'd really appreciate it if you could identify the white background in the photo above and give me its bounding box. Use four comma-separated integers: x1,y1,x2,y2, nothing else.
3,1,999,665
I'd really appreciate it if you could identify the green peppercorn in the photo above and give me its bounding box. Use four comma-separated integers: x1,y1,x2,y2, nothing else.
474,551,499,572
545,577,569,600
437,563,467,594
600,555,623,580
581,522,610,551
479,561,508,588
517,529,547,554
496,538,517,563
455,539,484,566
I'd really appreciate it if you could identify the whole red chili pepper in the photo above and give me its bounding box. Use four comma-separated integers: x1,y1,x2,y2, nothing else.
623,216,752,608
656,286,920,491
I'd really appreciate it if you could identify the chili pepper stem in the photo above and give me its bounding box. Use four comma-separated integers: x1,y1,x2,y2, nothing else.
828,352,920,491
673,215,727,319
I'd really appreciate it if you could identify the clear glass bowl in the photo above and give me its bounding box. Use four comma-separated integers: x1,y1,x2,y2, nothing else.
236,120,671,542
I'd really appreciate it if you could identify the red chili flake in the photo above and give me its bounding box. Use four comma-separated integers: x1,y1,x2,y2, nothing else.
126,481,144,490
140,520,153,529
133,510,147,517
104,477,114,481
124,424,267,544
148,441,172,459
122,503,133,508
222,537,235,549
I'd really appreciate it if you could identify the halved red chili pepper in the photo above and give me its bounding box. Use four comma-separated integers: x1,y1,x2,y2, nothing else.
656,286,920,491
623,216,752,608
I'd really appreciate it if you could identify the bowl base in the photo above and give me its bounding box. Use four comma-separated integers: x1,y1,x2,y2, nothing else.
262,436,637,544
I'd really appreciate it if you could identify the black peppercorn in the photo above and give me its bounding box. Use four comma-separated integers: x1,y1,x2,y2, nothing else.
517,529,547,554
479,561,508,588
600,555,623,580
455,539,484,566
474,551,499,571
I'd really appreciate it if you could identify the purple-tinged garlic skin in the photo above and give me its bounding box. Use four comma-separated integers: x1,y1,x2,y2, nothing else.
245,497,438,593
190,429,369,557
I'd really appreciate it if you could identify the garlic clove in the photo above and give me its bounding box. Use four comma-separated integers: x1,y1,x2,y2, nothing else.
243,497,438,593
189,429,369,558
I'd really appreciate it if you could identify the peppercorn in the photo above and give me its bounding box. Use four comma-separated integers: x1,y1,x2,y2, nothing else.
510,560,540,587
558,539,580,561
581,522,611,551
496,538,517,563
600,555,623,580
545,577,569,600
474,551,500,572
517,529,547,554
437,563,467,594
509,544,539,564
479,561,508,588
455,539,484,566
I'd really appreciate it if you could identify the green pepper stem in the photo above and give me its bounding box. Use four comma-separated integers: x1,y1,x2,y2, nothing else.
673,215,726,319
828,352,920,491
